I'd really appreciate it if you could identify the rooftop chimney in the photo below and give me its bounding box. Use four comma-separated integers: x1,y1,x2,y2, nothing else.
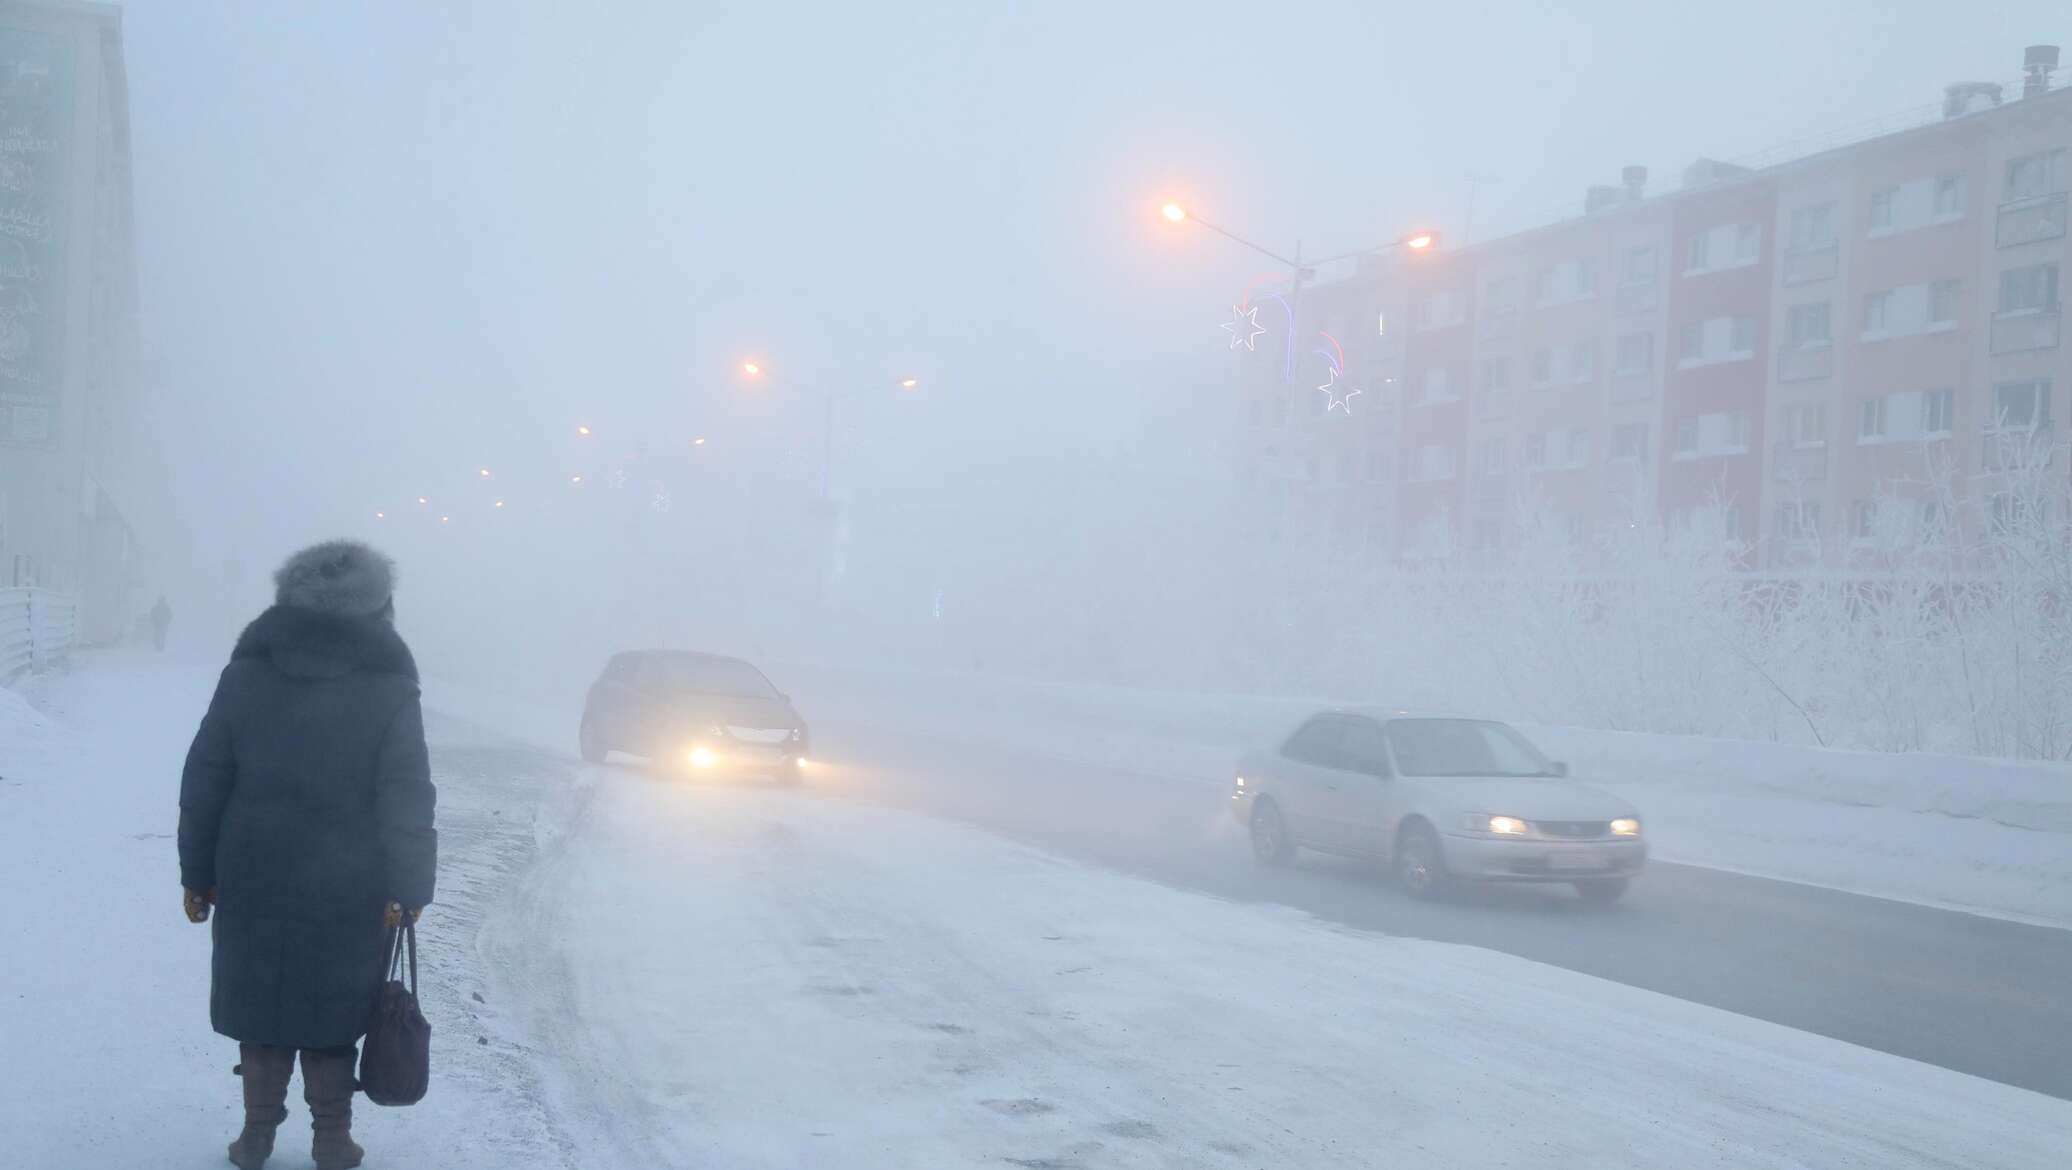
2025,44,2059,98
1621,165,1648,201
1942,81,2002,118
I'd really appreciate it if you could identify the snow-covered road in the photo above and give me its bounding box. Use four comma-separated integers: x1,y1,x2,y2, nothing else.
9,655,2072,1168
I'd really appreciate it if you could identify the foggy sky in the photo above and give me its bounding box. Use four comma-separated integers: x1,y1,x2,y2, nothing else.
117,0,2063,599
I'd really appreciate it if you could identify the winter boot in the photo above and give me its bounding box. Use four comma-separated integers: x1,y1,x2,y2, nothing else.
300,1048,365,1170
227,1044,295,1170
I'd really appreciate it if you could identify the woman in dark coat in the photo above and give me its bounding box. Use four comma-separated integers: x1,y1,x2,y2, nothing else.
178,540,437,1170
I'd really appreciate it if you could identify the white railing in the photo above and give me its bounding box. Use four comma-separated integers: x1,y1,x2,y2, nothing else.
0,588,78,681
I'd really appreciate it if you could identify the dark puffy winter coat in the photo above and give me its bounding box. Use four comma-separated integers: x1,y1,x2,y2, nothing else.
177,605,437,1049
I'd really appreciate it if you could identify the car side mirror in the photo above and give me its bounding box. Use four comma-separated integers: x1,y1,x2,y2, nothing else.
1549,761,1569,777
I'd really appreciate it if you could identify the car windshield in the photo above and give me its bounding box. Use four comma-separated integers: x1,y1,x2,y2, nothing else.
1384,718,1555,777
656,656,780,699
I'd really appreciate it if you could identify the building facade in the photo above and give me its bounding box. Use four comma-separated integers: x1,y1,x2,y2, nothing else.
1237,49,2071,572
0,0,140,641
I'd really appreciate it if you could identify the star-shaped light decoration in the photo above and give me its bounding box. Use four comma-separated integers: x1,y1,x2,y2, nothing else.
1220,304,1267,351
1317,367,1363,414
651,489,672,513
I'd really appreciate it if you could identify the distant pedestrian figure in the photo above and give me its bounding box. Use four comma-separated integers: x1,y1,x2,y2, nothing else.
149,595,172,652
178,540,437,1170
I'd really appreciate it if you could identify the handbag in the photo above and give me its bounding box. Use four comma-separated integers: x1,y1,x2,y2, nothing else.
359,920,431,1106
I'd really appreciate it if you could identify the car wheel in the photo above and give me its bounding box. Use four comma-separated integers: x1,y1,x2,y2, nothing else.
1574,877,1630,905
1249,800,1296,866
1395,821,1451,900
578,717,606,764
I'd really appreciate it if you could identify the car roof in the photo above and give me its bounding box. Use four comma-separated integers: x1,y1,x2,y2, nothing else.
614,649,754,664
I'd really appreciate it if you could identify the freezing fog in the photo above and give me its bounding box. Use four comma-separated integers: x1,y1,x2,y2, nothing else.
7,2,2072,1168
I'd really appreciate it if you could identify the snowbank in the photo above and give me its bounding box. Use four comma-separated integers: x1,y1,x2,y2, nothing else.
768,663,2072,927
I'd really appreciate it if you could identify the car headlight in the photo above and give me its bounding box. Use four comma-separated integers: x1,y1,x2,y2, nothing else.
1465,814,1530,835
687,745,719,769
1609,817,1641,837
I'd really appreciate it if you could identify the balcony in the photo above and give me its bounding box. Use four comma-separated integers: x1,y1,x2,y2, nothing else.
1990,305,2062,354
1996,192,2068,249
1775,342,1833,382
1781,243,1839,286
1609,370,1653,403
1771,442,1828,483
1615,280,1658,315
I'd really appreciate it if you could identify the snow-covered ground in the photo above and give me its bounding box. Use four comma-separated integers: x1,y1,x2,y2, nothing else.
757,663,2072,928
9,653,2072,1167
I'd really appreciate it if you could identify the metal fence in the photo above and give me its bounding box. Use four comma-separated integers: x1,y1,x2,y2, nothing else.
0,588,78,682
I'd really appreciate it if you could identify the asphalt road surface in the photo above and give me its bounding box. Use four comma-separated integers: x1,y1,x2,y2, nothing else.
797,710,2072,1102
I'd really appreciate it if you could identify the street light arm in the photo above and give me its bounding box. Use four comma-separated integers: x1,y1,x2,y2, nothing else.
1188,215,1302,269
1305,239,1409,268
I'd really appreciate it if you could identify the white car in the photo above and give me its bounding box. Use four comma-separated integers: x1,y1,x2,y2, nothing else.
1232,710,1645,903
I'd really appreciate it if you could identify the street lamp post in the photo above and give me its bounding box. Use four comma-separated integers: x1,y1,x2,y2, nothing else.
742,362,920,609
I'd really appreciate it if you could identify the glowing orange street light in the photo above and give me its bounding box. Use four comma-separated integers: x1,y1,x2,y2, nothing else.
439,516,450,524
577,425,591,436
478,468,491,478
693,437,707,446
375,511,385,520
1161,202,1188,223
899,377,919,389
1401,229,1439,251
416,496,428,506
741,360,763,377
494,500,505,508
570,474,583,484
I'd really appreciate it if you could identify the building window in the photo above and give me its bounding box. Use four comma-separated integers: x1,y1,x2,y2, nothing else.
1622,245,1656,284
1614,331,1653,376
1524,428,1590,470
2006,149,2067,202
1534,257,1598,305
1526,429,1590,470
1787,202,1837,251
1782,403,1826,448
1933,172,1968,219
1784,302,1831,348
1673,410,1752,458
1418,289,1465,330
1483,276,1519,317
1610,423,1648,463
1685,222,1761,274
1678,315,1758,366
1862,280,1960,338
1775,501,1822,541
1477,438,1505,477
1869,188,1895,231
1998,262,2060,314
1858,388,1954,443
1480,356,1512,393
1989,493,2048,537
1418,366,1457,406
1410,445,1457,482
1991,379,2052,431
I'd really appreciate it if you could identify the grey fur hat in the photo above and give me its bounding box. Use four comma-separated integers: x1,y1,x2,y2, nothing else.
273,540,396,617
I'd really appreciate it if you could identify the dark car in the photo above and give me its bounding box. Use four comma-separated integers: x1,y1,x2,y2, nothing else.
578,650,809,780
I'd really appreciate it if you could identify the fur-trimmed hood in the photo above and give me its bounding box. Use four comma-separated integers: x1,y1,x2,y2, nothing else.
232,605,418,682
274,540,396,617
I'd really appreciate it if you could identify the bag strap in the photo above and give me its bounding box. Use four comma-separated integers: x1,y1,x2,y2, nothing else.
377,920,420,993
403,920,418,995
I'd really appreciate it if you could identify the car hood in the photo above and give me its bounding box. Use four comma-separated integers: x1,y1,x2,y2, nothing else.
660,692,801,730
1405,776,1636,822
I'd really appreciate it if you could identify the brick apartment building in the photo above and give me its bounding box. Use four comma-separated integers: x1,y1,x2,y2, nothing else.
1236,47,2072,570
